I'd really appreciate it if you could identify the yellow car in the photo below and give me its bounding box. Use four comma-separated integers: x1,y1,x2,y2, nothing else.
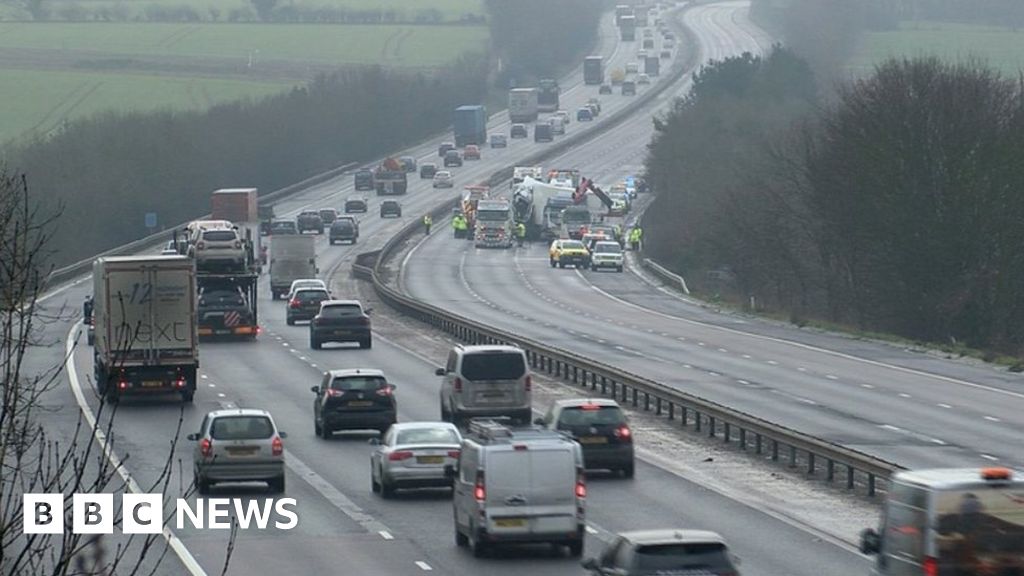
549,239,591,269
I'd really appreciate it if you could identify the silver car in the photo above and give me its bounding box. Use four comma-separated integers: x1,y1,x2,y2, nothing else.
369,422,462,498
188,408,287,494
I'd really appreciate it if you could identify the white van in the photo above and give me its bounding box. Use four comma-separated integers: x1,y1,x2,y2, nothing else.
448,418,586,558
436,345,532,425
860,467,1024,575
549,115,566,135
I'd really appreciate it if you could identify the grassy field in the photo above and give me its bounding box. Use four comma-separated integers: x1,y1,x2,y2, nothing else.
0,21,488,142
0,23,488,66
850,21,1024,76
0,68,289,142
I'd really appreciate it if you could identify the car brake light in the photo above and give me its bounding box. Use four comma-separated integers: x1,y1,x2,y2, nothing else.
375,386,394,397
614,425,632,442
325,388,343,398
200,438,213,458
524,375,532,392
575,472,587,499
580,403,600,411
454,377,462,393
389,450,414,461
474,471,486,501
289,298,301,309
447,450,460,459
118,376,128,390
272,436,284,456
175,376,187,388
923,556,938,576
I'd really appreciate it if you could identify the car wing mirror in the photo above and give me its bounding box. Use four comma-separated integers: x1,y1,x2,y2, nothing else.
365,308,373,315
435,368,446,376
279,431,288,439
368,437,380,445
311,386,320,394
186,433,199,441
859,528,880,554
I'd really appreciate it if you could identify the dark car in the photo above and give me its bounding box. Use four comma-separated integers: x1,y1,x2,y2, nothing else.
419,162,437,179
318,208,338,225
287,288,331,325
345,195,368,214
510,124,528,139
577,107,594,122
534,123,553,142
269,220,298,235
311,368,397,438
197,287,255,339
398,156,417,173
309,300,372,349
537,398,634,477
296,211,324,234
438,142,456,157
622,81,636,96
380,200,402,218
443,150,462,167
660,50,671,59
583,530,740,576
599,84,612,95
489,134,507,148
329,219,358,245
354,169,375,191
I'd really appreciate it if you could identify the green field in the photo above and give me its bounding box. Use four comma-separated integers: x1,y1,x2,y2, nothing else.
850,21,1024,76
0,21,488,142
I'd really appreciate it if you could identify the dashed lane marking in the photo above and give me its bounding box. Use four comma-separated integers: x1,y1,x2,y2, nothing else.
415,561,433,571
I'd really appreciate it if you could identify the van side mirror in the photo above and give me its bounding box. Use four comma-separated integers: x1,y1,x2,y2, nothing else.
310,386,320,394
581,558,598,571
444,464,456,480
435,368,446,376
187,433,199,441
279,431,288,439
859,528,880,555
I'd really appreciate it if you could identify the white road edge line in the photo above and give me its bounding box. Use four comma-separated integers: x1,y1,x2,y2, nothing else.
415,561,433,571
65,322,209,576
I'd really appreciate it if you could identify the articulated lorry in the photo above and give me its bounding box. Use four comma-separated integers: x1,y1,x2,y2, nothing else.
537,79,560,113
474,198,514,248
269,235,317,300
583,56,604,85
374,158,408,195
511,177,577,241
620,15,636,41
203,187,261,339
454,105,487,147
211,187,262,268
508,88,538,123
92,255,198,403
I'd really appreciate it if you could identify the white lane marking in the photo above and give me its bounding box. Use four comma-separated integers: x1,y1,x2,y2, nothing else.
937,403,952,409
708,371,719,377
200,374,208,379
880,424,902,432
585,525,599,535
796,397,817,405
898,393,911,398
981,454,999,462
311,364,317,368
698,342,706,346
861,384,875,389
797,367,807,372
930,438,948,445
767,360,778,365
742,354,751,359
217,393,225,398
299,356,308,361
737,379,749,385
415,561,433,571
677,337,687,341
65,323,208,576
379,530,394,540
984,416,1001,422
207,384,215,388
717,348,727,353
683,364,692,369
825,374,838,380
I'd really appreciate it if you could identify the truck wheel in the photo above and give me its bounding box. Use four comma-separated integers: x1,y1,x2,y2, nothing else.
455,526,469,547
567,539,584,557
310,336,321,350
622,463,635,478
286,317,295,326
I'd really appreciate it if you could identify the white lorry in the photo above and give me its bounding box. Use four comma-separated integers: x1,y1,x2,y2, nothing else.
508,88,539,123
92,255,199,403
511,177,577,241
474,199,514,248
269,235,317,300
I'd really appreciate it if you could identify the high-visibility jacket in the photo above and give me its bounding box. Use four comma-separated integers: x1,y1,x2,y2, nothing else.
423,215,433,226
515,223,526,238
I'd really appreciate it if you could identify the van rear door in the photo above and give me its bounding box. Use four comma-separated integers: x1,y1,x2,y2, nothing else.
485,446,577,537
460,351,527,409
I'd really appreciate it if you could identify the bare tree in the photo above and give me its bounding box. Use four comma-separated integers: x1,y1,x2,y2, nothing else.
0,169,225,575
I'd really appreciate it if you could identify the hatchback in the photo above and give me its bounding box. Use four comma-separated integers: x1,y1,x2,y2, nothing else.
189,409,287,494
599,84,612,95
286,278,327,301
309,300,372,349
354,169,375,191
269,220,298,235
583,530,740,576
537,398,634,476
444,150,463,167
577,107,594,122
329,219,358,244
318,208,338,225
489,134,507,149
433,170,454,188
369,422,461,498
438,142,456,157
419,162,437,179
462,145,481,161
312,369,396,437
510,124,528,139
287,288,331,325
398,156,417,172
345,195,368,214
380,200,402,218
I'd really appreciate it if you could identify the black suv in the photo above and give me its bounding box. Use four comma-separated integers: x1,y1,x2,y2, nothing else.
329,218,358,245
354,169,375,191
438,142,456,157
197,287,254,339
419,163,437,179
380,200,402,218
309,300,372,349
287,288,330,325
443,150,462,167
318,208,338,224
345,195,368,214
296,211,324,234
537,398,634,477
311,369,397,438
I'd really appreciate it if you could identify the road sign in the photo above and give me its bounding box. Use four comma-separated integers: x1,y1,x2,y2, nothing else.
145,212,157,229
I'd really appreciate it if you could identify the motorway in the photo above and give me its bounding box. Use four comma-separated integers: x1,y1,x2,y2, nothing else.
31,2,873,575
402,14,1024,477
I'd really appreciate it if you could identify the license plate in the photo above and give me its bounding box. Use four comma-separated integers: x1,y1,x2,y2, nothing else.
347,401,372,407
494,518,526,528
141,381,164,388
417,456,444,464
578,436,608,444
227,447,257,456
334,330,351,336
481,391,505,398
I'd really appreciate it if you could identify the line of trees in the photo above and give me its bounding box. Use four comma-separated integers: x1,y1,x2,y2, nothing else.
484,0,607,87
4,55,488,267
644,48,1024,355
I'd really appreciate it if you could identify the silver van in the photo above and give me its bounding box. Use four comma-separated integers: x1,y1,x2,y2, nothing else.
860,467,1024,575
447,418,586,557
436,344,532,426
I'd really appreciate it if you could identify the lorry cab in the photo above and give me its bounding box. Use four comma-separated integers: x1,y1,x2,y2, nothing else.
449,418,586,558
860,467,1024,575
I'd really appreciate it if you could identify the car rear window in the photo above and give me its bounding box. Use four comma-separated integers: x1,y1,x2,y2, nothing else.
297,290,329,301
461,351,526,381
202,230,236,242
558,405,626,427
562,241,585,250
333,221,354,231
347,198,365,205
321,304,363,318
210,416,274,440
300,212,319,217
633,542,733,572
595,243,621,254
201,291,244,306
396,427,460,445
331,376,387,391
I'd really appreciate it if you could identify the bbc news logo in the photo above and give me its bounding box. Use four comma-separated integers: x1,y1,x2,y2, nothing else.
23,494,298,534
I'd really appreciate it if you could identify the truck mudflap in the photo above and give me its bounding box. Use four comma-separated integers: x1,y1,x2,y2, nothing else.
95,363,197,404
